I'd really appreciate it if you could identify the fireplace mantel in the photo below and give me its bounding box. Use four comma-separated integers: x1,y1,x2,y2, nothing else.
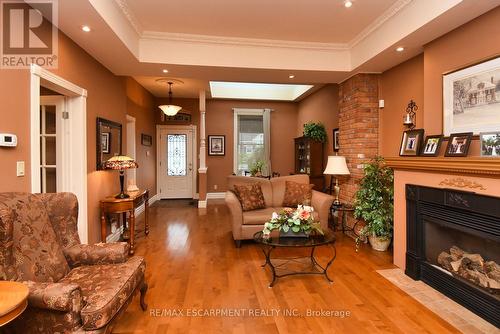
385,157,500,177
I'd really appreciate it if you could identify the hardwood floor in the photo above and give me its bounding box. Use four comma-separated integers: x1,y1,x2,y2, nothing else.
113,200,460,334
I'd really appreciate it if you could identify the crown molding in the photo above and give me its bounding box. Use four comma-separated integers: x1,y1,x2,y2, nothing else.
141,31,349,51
348,0,413,48
113,0,143,36
115,0,412,53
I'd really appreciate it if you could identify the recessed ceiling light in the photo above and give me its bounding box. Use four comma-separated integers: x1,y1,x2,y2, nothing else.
81,25,91,32
396,46,405,52
162,69,169,73
289,74,295,79
344,0,353,8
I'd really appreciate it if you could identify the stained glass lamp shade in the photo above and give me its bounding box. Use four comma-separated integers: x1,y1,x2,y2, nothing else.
103,156,138,199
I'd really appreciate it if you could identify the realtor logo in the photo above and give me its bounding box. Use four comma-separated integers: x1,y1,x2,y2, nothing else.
1,0,58,69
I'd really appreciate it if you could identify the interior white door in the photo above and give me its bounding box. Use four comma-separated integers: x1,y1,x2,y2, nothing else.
39,96,66,193
159,128,194,199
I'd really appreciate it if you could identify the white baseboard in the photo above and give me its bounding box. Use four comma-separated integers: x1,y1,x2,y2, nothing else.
198,200,207,208
206,192,225,199
106,192,159,243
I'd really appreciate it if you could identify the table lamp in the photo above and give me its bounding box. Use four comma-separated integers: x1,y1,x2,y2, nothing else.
103,156,138,199
324,156,350,206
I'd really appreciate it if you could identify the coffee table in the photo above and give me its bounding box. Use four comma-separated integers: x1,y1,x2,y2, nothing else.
253,231,336,287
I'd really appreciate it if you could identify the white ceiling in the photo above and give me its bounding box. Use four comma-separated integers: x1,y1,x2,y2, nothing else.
125,0,397,43
55,0,500,99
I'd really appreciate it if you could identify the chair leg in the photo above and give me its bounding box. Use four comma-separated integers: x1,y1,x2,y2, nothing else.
234,240,242,248
139,281,148,311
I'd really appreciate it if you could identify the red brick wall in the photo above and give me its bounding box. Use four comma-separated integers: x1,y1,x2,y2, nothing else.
338,74,379,233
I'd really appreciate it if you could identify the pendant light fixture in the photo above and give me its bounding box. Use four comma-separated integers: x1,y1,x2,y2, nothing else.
159,81,182,116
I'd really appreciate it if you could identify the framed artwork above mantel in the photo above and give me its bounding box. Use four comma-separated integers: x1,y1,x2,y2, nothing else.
443,56,500,136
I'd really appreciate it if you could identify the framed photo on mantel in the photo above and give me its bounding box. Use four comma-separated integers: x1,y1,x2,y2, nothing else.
399,129,424,156
443,56,500,136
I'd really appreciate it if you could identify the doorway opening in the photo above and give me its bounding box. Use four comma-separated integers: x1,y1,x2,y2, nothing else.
30,65,88,243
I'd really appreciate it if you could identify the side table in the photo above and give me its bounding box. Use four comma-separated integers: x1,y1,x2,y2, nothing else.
0,281,29,327
331,203,359,236
100,189,149,255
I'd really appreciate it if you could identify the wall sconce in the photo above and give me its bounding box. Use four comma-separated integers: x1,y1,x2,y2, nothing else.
403,100,418,129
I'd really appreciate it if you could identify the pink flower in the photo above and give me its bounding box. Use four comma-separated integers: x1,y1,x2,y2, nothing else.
299,210,310,220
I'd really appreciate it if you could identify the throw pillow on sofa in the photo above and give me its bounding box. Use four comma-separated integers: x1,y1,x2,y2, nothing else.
233,183,266,211
282,180,314,207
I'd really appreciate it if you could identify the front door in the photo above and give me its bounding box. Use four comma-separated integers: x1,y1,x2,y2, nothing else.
158,127,195,199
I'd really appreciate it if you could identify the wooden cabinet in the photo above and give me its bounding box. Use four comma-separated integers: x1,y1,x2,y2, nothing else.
294,137,324,191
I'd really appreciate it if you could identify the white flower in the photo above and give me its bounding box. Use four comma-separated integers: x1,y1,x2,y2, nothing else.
271,212,279,220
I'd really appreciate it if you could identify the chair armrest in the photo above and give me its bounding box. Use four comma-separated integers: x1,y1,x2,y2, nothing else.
225,191,243,240
63,242,129,267
311,190,334,231
24,281,82,312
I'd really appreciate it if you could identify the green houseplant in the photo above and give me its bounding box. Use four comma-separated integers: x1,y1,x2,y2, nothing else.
354,156,394,251
249,161,265,177
303,122,327,143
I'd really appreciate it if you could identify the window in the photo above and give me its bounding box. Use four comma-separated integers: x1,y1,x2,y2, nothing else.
233,109,271,176
167,134,187,176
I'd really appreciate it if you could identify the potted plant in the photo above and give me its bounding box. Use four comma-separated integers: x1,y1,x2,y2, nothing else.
263,206,323,238
354,156,394,251
250,160,265,177
303,122,327,143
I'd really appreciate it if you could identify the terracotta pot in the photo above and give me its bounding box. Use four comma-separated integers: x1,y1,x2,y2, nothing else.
368,235,392,251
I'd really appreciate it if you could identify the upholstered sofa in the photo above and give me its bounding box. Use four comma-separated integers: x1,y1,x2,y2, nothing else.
225,174,334,247
0,192,147,333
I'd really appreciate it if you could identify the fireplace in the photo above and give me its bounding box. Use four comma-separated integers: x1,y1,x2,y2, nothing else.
405,185,499,327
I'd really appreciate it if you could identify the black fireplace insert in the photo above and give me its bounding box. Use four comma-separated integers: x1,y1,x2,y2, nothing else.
405,185,499,327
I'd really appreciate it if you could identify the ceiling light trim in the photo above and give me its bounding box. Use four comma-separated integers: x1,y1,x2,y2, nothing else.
141,31,349,51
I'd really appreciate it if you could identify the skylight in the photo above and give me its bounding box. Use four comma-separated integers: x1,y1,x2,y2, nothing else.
209,81,314,101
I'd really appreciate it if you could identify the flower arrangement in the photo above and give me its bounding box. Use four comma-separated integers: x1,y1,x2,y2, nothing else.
262,205,323,238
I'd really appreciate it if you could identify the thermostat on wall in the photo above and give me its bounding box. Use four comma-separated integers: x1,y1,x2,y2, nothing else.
0,133,17,147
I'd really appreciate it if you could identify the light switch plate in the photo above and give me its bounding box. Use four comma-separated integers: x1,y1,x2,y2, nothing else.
16,161,25,176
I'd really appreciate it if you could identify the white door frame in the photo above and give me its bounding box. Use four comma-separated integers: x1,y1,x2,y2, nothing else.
156,124,197,199
30,64,89,244
126,115,138,190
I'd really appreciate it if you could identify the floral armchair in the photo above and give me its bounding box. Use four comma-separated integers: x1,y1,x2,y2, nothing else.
0,192,148,333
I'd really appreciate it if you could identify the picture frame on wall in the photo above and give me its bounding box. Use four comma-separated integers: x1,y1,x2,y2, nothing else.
443,56,500,136
421,135,443,156
480,132,500,157
333,128,339,152
101,132,110,154
445,132,473,157
208,135,225,156
141,134,152,146
399,129,424,156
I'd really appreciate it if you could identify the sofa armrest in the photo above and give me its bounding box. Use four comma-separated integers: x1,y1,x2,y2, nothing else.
225,191,243,241
24,281,82,312
311,190,334,231
63,242,129,268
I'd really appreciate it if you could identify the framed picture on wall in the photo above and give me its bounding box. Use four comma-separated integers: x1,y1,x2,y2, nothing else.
421,135,443,156
443,56,500,135
480,132,500,157
333,128,340,152
101,132,110,154
208,135,225,156
445,132,473,157
141,134,152,146
399,129,424,156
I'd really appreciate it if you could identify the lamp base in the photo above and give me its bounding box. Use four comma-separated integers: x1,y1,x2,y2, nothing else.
115,192,130,199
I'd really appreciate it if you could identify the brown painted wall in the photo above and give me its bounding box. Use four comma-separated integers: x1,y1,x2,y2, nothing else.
0,31,156,244
124,77,157,194
297,84,340,164
155,98,298,192
379,54,424,156
379,7,500,157
0,70,31,192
